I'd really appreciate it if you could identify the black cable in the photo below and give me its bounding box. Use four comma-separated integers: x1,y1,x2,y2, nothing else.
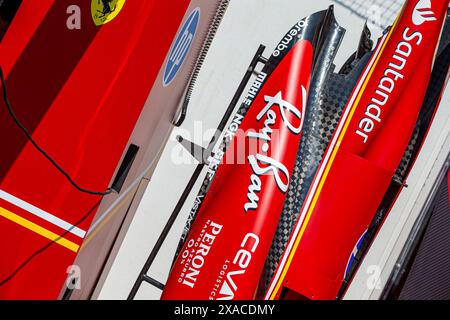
0,66,113,196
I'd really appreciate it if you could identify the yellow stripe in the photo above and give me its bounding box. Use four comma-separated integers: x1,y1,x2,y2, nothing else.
0,207,79,253
269,15,401,300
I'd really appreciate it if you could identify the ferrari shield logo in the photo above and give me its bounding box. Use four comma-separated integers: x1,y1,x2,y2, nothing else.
91,0,126,26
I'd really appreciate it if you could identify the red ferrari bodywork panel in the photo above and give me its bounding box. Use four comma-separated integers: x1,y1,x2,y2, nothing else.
162,38,313,300
0,0,190,299
266,0,449,300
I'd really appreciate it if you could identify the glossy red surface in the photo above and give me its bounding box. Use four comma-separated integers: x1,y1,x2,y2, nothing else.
0,0,190,299
270,0,448,300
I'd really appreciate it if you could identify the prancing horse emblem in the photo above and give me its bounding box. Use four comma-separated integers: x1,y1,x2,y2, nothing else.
91,0,126,26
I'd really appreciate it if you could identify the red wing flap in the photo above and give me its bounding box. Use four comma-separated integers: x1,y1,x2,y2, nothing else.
161,40,314,300
266,0,448,301
362,42,437,172
282,150,392,299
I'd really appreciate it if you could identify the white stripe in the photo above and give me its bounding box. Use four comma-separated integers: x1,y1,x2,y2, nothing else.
0,189,86,238
264,32,389,299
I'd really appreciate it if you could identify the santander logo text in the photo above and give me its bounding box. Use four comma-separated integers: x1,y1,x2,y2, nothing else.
412,0,436,26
